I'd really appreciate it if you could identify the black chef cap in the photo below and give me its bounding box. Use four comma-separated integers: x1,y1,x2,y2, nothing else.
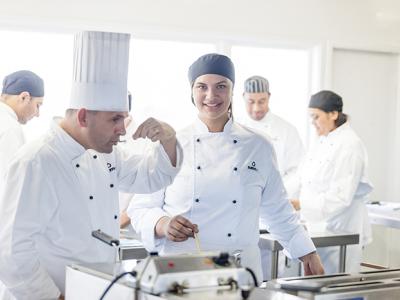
188,53,235,86
309,90,343,112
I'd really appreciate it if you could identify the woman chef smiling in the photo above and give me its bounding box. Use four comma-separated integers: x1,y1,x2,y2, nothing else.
128,53,324,282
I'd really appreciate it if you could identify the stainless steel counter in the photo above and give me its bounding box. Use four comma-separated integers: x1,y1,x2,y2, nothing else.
259,231,359,279
367,202,400,229
267,268,400,300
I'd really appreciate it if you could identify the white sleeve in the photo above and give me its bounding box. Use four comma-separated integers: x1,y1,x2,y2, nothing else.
127,190,169,251
0,159,60,299
260,155,315,259
281,127,305,199
117,141,183,194
301,145,367,220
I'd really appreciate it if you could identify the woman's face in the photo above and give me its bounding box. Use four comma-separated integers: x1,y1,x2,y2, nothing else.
192,74,233,123
309,108,338,136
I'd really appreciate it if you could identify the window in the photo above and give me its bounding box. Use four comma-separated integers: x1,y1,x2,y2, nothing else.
128,39,215,130
0,30,73,141
231,45,310,143
0,30,310,145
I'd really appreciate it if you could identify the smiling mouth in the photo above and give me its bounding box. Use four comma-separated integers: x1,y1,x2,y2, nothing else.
204,102,222,108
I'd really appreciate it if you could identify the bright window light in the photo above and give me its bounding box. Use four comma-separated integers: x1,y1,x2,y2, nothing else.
0,30,73,142
231,45,310,143
128,39,215,130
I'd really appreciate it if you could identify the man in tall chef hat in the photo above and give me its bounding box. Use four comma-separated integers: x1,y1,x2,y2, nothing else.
0,31,182,300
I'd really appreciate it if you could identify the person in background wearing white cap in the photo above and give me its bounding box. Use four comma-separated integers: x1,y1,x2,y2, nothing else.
0,70,44,300
242,76,304,199
128,53,324,284
291,90,373,274
242,75,305,280
0,31,182,300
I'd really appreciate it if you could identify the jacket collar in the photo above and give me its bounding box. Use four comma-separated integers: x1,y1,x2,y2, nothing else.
0,101,18,121
321,122,350,141
50,117,87,159
194,116,233,134
246,110,273,128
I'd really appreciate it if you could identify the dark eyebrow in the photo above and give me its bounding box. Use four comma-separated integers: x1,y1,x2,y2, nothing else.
216,80,228,84
195,80,229,85
247,97,267,101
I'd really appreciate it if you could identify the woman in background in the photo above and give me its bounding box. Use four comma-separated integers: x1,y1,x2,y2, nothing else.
292,90,373,274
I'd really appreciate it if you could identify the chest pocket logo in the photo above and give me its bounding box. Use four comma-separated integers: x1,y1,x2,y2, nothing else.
107,162,116,172
247,161,258,171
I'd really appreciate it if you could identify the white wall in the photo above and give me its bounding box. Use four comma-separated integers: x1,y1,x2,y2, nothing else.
0,0,399,46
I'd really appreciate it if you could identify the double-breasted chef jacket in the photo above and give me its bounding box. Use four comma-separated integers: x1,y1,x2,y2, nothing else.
298,122,373,273
0,117,182,299
128,118,315,281
244,111,304,199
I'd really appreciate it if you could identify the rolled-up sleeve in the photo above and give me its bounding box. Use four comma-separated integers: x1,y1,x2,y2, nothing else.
127,190,169,251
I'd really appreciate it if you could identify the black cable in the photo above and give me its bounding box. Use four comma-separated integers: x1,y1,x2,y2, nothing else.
99,270,137,300
244,267,258,287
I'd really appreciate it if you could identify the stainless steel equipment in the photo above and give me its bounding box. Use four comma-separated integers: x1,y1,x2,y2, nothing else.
66,252,303,300
267,268,400,299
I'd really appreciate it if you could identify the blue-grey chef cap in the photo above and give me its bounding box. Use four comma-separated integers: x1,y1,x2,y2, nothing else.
188,53,235,86
309,90,343,112
2,70,44,97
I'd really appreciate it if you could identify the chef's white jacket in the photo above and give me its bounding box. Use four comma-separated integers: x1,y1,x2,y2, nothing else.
0,118,182,299
244,111,304,199
0,102,25,185
128,118,315,281
0,103,25,300
298,122,373,273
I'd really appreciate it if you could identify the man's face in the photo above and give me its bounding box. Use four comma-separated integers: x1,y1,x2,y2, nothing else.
309,108,338,136
85,111,128,153
243,92,270,121
192,74,233,122
18,95,43,124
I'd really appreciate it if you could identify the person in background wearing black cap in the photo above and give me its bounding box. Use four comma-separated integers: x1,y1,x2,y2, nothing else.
242,75,305,280
0,70,44,300
291,90,373,274
128,53,324,283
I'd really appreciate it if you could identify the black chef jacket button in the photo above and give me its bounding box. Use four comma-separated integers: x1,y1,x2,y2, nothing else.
110,184,114,188
227,233,232,237
197,166,201,170
89,195,93,200
93,155,97,159
196,138,200,142
76,164,80,168
114,215,118,220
